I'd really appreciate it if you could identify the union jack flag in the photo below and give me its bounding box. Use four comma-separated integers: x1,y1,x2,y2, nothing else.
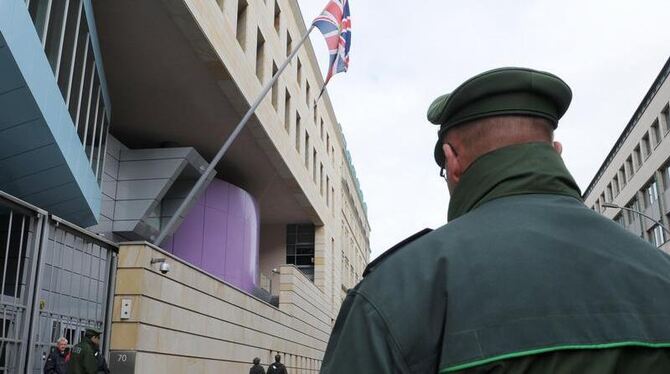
312,0,351,85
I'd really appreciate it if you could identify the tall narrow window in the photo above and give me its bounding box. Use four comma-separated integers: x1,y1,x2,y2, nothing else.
284,90,291,132
306,81,311,107
274,0,281,33
304,132,310,167
634,146,642,170
271,62,279,109
619,166,626,188
236,0,248,49
286,224,315,281
320,163,324,195
312,149,317,182
626,156,634,177
642,134,651,159
286,32,293,58
314,105,318,125
612,175,619,196
297,58,303,87
326,176,330,206
295,113,301,151
663,104,670,134
651,120,661,147
320,118,324,140
256,29,265,82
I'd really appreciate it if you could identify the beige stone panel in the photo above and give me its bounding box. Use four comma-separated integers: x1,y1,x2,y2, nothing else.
110,322,139,350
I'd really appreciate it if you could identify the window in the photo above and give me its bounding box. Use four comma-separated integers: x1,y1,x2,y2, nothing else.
306,80,311,107
650,225,665,247
331,186,335,213
320,119,324,140
612,175,619,196
634,146,642,170
284,90,291,132
314,105,318,125
665,163,670,190
626,198,640,224
644,180,659,208
295,113,301,151
271,62,278,109
642,134,651,159
304,132,310,167
236,0,248,49
614,213,624,227
626,156,634,178
326,133,331,156
663,104,670,134
286,224,315,281
312,149,317,182
297,58,302,87
273,0,281,33
606,183,613,202
320,163,324,195
651,120,661,147
286,32,292,58
326,176,330,206
255,29,265,82
619,166,626,188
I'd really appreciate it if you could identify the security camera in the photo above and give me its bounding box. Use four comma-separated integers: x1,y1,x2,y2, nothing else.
150,258,170,274
159,261,171,274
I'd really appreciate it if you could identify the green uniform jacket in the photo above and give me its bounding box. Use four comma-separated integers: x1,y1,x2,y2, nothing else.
321,143,670,373
68,338,97,374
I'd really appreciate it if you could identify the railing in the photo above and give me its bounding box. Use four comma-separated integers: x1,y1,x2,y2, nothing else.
0,191,117,373
24,0,111,185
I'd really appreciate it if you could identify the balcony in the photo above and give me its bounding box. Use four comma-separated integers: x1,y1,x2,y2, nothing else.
0,0,111,225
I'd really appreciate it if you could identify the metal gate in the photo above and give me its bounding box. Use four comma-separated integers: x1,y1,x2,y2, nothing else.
0,191,117,373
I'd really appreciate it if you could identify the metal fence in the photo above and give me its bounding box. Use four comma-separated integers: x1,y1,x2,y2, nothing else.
0,191,117,373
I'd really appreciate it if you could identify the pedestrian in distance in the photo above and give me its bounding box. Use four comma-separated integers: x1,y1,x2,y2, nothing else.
320,67,670,373
266,354,288,374
69,328,103,374
43,337,69,374
249,357,265,374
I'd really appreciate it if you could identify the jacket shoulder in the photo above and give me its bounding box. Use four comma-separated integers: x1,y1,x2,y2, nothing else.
363,228,433,277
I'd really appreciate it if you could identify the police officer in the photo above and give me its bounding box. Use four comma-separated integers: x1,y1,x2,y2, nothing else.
69,328,102,374
320,67,670,373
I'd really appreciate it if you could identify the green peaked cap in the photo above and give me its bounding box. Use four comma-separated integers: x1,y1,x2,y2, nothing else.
427,67,572,167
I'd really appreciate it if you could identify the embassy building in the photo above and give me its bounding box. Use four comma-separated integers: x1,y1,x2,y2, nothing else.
584,57,670,252
0,0,370,372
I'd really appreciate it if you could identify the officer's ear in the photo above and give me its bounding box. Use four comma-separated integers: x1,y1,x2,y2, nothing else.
443,142,462,185
553,141,563,155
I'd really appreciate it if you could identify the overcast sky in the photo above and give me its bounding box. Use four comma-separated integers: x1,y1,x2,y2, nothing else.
296,0,670,259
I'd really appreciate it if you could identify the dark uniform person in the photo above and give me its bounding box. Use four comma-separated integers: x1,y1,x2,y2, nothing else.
250,357,265,374
69,328,102,374
320,67,670,373
266,354,288,374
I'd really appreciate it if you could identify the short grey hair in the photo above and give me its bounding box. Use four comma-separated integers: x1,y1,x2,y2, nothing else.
56,337,68,345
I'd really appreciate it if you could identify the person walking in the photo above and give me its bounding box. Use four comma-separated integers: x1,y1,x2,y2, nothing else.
249,357,265,374
266,354,287,374
43,337,69,374
320,67,670,373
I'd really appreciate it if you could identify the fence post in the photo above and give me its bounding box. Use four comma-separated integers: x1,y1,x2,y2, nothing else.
23,215,49,373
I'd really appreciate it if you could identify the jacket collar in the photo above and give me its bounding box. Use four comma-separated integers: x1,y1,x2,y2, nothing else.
448,142,582,221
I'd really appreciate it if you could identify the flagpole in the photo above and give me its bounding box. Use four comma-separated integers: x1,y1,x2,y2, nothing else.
154,25,316,245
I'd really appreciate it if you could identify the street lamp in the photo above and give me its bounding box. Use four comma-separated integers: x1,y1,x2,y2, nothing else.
601,202,670,236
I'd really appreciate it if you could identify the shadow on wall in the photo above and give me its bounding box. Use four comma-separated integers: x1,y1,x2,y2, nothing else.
160,178,260,293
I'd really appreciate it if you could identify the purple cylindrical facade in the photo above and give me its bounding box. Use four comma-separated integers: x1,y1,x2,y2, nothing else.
161,179,260,293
